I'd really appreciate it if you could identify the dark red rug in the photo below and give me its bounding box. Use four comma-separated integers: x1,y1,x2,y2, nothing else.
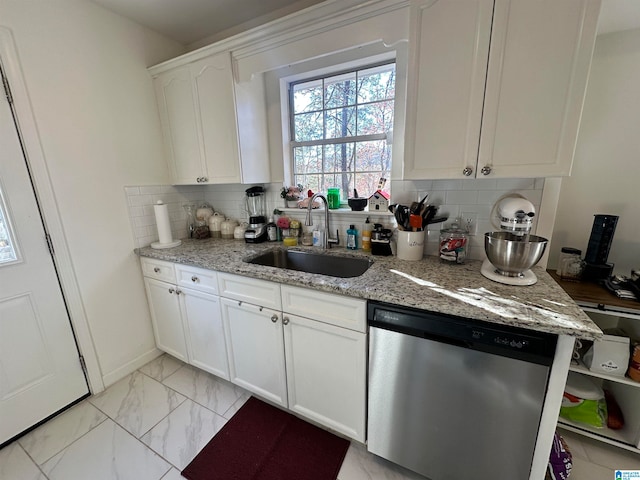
181,396,350,480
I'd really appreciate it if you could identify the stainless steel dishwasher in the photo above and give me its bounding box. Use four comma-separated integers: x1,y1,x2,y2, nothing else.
367,301,557,480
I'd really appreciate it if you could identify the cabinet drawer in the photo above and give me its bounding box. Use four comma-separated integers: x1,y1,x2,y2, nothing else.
176,264,218,295
281,285,366,333
140,257,176,283
217,272,281,310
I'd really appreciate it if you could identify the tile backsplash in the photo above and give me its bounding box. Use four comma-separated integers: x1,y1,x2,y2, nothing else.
125,178,545,260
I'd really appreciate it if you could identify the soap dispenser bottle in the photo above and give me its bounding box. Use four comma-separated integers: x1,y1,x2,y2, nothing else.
347,224,358,250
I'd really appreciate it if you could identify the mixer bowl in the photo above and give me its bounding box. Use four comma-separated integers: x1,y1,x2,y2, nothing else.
484,232,548,277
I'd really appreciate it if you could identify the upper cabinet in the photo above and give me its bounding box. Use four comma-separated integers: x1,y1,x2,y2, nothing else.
152,51,270,185
403,0,601,179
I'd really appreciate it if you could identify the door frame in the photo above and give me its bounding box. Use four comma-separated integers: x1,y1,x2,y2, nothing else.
0,27,104,394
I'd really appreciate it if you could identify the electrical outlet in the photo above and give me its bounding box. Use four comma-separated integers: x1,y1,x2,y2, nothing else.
459,212,478,236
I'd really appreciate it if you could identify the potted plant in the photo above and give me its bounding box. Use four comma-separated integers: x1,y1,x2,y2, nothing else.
280,184,304,207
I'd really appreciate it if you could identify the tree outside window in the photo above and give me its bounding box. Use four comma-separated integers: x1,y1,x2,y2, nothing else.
290,62,395,201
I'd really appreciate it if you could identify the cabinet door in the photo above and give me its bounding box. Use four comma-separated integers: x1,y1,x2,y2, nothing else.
221,298,287,406
190,53,242,184
478,0,601,178
403,0,493,179
154,66,206,184
283,314,366,442
180,287,229,380
143,278,188,362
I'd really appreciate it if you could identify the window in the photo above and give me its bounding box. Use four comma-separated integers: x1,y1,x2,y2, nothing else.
0,185,18,265
289,62,395,201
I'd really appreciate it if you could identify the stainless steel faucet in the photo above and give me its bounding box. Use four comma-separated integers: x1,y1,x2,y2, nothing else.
305,193,339,249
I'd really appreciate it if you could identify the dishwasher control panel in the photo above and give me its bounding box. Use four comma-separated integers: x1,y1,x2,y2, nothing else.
368,301,557,365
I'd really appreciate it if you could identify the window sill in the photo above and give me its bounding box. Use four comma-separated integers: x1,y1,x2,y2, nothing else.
276,207,393,217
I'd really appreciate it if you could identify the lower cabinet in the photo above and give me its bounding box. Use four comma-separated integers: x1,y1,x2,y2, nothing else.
141,263,367,442
284,314,366,442
220,298,288,406
141,258,229,379
143,276,189,363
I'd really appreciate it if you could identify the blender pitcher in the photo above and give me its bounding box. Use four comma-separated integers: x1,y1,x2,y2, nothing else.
244,186,267,242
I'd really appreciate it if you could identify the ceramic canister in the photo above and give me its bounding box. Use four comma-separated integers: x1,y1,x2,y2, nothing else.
221,218,238,239
208,212,225,238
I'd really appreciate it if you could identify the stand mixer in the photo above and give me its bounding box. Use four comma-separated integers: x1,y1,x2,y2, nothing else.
480,195,548,286
244,186,267,243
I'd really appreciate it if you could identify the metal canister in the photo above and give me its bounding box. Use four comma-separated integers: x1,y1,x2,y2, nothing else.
439,224,468,264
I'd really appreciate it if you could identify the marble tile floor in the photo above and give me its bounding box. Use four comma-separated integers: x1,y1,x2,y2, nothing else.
1,353,639,480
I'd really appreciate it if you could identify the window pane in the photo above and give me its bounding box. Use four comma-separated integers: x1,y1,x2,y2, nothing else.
294,145,323,174
355,140,392,173
325,107,356,139
324,143,355,173
0,191,18,265
295,174,320,194
292,81,323,113
357,100,394,135
294,112,323,141
354,172,387,198
357,65,396,103
325,72,357,109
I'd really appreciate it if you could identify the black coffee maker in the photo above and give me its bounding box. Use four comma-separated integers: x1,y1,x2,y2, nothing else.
583,214,618,280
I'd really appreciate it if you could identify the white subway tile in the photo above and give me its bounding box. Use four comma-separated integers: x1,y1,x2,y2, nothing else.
496,178,535,190
445,190,479,205
139,185,164,195
129,194,153,207
432,179,463,190
461,178,497,190
128,206,144,217
124,186,140,196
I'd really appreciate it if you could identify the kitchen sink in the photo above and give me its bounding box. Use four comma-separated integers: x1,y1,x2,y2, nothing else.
246,249,372,278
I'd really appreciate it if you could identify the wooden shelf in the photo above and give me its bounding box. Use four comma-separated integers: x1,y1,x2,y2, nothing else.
547,270,640,313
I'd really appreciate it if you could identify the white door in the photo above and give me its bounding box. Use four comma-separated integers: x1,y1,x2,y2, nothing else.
283,314,366,442
180,287,229,380
221,298,287,406
143,277,189,362
0,68,88,445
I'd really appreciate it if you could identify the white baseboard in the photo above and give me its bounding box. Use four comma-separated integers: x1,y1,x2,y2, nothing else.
100,348,163,389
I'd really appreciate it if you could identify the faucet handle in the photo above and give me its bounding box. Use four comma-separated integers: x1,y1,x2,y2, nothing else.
328,229,340,248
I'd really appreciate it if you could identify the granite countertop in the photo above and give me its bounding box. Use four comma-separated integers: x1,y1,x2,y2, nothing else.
136,238,602,340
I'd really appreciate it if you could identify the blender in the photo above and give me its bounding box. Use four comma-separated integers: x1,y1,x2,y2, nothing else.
480,195,548,286
244,186,267,243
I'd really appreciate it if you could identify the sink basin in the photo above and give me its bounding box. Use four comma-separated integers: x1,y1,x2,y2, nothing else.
246,249,372,278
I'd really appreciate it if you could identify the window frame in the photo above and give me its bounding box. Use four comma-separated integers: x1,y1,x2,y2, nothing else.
287,60,396,202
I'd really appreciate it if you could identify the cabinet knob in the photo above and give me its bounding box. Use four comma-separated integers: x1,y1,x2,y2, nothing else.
271,314,278,323
196,177,203,183
168,288,175,294
480,165,492,176
191,276,199,283
283,316,290,326
175,289,182,295
202,177,208,183
154,267,160,273
462,167,473,177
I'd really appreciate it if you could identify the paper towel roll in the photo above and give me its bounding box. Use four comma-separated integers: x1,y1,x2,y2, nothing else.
154,201,173,244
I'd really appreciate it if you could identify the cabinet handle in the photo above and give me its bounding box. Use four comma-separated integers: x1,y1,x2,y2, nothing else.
154,267,160,273
191,276,199,283
168,288,175,294
462,167,473,177
480,165,492,176
283,316,290,326
271,314,278,323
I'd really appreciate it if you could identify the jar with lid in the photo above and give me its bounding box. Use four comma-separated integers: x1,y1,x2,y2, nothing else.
557,247,584,281
439,224,468,264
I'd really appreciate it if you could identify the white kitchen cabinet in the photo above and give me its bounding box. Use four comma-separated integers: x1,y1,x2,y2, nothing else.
404,0,601,179
220,298,288,406
403,0,493,180
141,259,229,379
143,276,189,362
283,313,366,442
151,51,269,185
